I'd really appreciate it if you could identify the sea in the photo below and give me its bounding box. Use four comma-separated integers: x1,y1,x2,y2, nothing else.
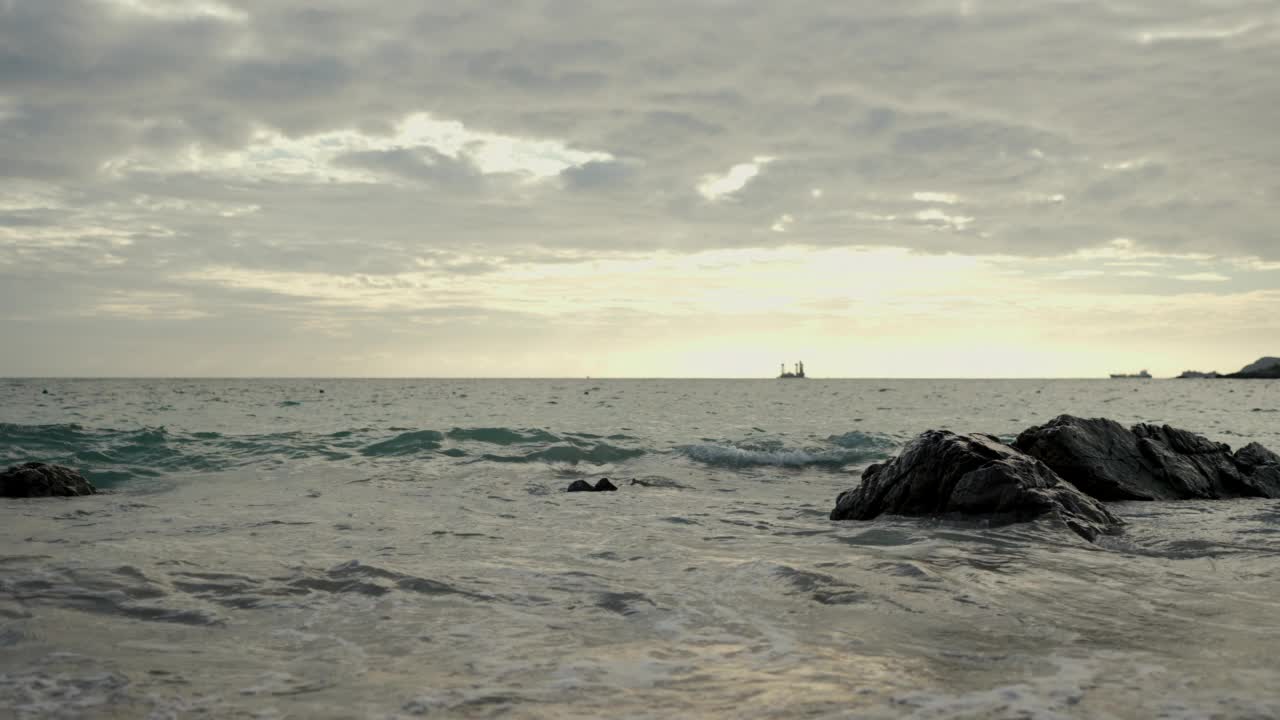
1,378,1279,719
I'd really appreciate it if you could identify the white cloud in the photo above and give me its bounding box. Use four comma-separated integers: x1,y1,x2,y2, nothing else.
697,157,773,201
1071,238,1212,263
914,208,974,230
1137,22,1262,45
1231,257,1280,272
1102,159,1154,171
104,113,612,184
770,214,795,233
1174,272,1231,282
913,191,960,204
98,0,248,23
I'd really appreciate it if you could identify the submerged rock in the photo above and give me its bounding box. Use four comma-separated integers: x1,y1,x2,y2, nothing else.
566,478,618,493
830,431,1121,542
1015,415,1280,501
629,477,689,488
0,462,96,498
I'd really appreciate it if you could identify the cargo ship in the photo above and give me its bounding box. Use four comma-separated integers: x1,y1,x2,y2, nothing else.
1109,369,1152,379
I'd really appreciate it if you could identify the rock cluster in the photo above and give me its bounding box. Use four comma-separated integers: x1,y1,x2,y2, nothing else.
567,478,618,492
831,430,1120,541
831,415,1280,541
1,462,96,498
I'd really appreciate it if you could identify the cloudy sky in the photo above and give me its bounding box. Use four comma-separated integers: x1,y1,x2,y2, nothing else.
2,0,1277,377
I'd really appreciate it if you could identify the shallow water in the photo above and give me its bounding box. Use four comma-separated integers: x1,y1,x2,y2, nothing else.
2,378,1279,718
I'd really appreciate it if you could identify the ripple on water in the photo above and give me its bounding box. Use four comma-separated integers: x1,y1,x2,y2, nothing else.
594,591,657,616
833,528,923,547
770,565,868,606
1,565,224,627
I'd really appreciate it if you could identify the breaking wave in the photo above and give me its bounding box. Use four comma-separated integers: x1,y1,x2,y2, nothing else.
445,427,562,445
359,430,445,457
1,423,895,483
0,423,651,483
677,431,896,468
481,443,645,465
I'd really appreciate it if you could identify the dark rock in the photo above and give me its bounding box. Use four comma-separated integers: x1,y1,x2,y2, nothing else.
1132,423,1246,498
567,478,618,493
1,463,96,498
1015,415,1279,500
1237,442,1280,467
1014,416,1155,500
830,431,1121,542
1236,443,1280,497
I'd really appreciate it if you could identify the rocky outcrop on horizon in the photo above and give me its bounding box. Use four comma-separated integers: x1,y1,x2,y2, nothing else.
1177,357,1278,379
1238,357,1280,374
1228,357,1280,379
1,462,96,498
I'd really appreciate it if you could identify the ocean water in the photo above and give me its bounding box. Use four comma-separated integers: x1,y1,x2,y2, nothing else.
1,377,1279,719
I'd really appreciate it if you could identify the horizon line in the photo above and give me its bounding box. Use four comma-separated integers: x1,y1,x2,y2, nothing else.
0,375,1217,381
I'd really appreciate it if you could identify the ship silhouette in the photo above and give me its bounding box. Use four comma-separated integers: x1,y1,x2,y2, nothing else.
1109,369,1152,379
778,361,806,379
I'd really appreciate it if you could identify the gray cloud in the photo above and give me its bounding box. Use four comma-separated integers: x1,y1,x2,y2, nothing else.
2,0,1278,374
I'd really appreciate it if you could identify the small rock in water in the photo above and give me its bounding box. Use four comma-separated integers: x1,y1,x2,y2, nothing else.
567,478,619,492
1,462,96,498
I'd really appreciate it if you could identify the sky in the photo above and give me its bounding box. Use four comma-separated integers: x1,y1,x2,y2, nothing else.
1,0,1277,378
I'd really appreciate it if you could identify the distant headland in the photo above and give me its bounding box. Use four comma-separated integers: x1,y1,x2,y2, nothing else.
1176,356,1280,380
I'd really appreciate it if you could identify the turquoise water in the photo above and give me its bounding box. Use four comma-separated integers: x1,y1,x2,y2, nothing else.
2,378,1279,718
